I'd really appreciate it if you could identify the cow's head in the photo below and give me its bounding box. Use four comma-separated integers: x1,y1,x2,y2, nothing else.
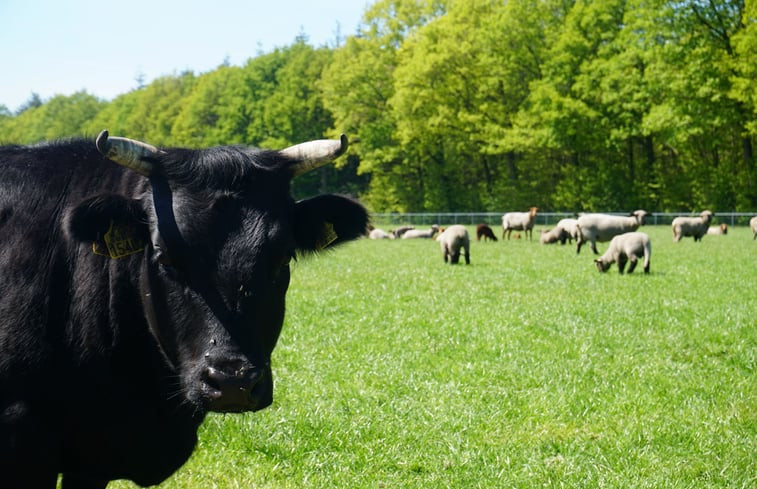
67,131,368,415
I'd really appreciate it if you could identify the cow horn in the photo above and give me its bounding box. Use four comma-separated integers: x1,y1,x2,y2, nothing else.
96,130,161,176
282,134,348,177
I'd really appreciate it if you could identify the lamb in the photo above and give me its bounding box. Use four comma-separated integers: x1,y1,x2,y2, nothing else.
594,232,651,274
436,225,470,264
391,225,415,238
575,210,648,254
751,216,757,239
501,207,538,240
539,227,564,245
556,218,579,244
671,210,713,242
369,228,392,239
476,223,498,241
401,224,440,239
706,223,728,235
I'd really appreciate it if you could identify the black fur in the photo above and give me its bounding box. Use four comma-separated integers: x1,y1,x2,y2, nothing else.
294,194,370,253
0,137,368,488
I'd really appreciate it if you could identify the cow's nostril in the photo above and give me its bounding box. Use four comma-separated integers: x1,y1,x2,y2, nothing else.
202,363,266,412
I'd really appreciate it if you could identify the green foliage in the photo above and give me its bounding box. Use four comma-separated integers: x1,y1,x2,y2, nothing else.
171,66,251,147
0,91,105,143
1,0,755,211
103,225,756,488
86,72,197,145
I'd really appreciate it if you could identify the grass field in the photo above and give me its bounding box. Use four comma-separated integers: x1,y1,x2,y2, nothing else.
111,225,755,488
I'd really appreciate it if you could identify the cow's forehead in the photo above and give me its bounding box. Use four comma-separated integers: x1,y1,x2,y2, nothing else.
147,182,295,249
158,146,291,188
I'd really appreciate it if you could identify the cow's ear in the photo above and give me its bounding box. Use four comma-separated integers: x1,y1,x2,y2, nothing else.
65,194,149,247
293,195,369,253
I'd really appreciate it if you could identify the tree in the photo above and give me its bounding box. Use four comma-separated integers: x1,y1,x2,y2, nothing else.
321,0,448,211
659,0,753,209
170,66,251,147
1,91,104,143
390,0,570,211
86,72,196,145
15,93,43,115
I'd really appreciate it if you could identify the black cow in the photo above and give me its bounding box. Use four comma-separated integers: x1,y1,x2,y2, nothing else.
0,131,368,488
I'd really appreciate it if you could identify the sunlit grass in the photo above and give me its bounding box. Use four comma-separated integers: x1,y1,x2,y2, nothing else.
107,225,755,488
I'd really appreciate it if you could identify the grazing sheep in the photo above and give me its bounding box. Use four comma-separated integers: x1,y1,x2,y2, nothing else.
476,223,498,242
751,216,757,239
556,218,579,244
401,224,440,239
539,227,564,245
672,210,713,242
369,228,392,239
594,232,651,274
436,225,470,264
391,225,415,238
575,210,648,254
501,207,538,240
706,223,728,235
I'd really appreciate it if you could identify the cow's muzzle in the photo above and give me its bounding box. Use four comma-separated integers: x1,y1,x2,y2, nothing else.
202,360,272,413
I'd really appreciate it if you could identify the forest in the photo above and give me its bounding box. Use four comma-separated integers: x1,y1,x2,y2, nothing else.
1,0,755,214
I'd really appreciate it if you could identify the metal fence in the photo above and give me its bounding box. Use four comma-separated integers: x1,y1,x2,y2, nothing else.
372,212,757,227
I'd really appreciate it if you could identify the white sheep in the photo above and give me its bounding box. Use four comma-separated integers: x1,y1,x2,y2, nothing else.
539,227,564,245
556,218,579,244
706,223,728,235
594,232,651,274
751,216,757,240
671,210,713,242
436,225,470,264
575,210,648,254
501,207,538,240
369,228,392,239
401,224,439,239
391,225,415,238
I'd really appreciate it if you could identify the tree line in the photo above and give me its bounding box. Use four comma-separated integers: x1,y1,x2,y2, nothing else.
1,0,755,213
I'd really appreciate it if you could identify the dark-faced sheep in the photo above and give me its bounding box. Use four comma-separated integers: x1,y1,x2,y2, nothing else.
539,227,564,245
556,218,579,244
476,224,498,241
672,210,713,242
594,232,651,274
501,207,538,240
575,210,648,254
436,225,470,264
391,225,415,238
401,224,439,239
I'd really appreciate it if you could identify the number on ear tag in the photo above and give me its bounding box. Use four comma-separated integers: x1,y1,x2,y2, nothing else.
92,221,145,259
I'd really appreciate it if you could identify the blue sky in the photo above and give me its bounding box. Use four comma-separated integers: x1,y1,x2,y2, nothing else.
0,0,369,113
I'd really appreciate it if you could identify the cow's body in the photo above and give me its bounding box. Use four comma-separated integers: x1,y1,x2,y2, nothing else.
0,135,368,488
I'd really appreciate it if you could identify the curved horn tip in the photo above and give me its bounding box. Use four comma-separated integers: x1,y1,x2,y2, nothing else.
95,130,110,154
337,133,349,157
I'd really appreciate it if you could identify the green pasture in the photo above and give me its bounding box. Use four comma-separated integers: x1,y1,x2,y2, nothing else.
112,225,755,488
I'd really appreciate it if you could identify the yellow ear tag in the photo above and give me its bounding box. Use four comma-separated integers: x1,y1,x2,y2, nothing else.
316,221,339,250
92,221,145,259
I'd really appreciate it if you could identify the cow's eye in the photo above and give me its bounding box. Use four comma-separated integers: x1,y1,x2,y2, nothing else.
154,248,178,276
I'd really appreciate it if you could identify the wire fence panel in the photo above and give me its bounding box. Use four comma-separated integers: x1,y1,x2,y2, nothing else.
371,212,757,227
